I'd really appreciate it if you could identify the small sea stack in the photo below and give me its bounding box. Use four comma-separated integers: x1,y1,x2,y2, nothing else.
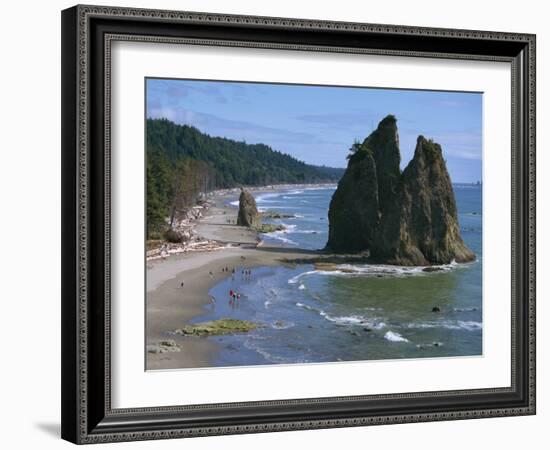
326,115,475,265
237,188,260,227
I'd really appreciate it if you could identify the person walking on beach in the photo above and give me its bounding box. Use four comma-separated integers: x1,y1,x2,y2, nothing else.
180,281,184,288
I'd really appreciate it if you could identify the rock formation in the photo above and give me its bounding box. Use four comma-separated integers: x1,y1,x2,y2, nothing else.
326,115,475,265
237,189,260,227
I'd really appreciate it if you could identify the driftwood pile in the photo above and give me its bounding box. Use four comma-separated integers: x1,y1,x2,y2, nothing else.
146,200,226,261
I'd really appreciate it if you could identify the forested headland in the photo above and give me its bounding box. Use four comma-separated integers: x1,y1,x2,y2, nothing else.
146,118,344,237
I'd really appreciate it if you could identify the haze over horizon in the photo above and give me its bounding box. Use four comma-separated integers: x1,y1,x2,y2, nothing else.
147,78,483,183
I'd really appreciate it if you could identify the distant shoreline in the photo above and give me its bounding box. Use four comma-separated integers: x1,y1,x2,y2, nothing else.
146,182,336,261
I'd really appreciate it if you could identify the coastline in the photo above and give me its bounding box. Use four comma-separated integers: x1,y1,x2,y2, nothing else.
146,184,324,370
146,182,482,369
146,182,336,261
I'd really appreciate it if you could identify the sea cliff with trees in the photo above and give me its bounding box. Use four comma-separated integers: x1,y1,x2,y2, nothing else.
146,118,344,238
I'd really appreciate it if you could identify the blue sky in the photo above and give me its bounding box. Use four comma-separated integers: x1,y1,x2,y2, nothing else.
146,78,482,183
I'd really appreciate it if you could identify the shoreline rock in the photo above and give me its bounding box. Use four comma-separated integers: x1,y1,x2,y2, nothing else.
254,223,286,234
147,339,181,354
237,189,260,228
175,318,260,336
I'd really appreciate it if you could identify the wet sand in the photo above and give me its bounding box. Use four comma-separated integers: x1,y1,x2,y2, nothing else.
146,190,319,370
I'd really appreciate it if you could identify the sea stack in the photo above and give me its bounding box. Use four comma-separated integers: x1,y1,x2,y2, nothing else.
237,189,260,227
326,115,475,265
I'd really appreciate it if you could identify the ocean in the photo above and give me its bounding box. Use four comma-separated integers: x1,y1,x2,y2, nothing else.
201,184,482,367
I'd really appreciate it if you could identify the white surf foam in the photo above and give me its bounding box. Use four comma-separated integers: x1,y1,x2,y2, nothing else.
295,302,386,329
452,307,480,312
285,189,304,196
290,229,322,234
256,192,282,203
384,331,409,342
288,271,317,284
295,302,315,311
319,311,365,325
406,320,482,331
262,231,298,245
287,261,470,283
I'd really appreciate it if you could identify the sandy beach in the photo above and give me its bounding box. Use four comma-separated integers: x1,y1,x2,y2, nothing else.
146,187,320,370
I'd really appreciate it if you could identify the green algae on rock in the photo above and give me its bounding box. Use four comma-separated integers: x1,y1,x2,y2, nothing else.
175,318,260,336
254,223,286,234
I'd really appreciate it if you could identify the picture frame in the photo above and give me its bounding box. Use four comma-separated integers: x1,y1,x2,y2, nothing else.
61,4,536,444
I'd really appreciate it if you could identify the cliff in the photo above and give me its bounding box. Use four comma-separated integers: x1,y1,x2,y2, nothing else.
237,189,260,228
326,116,475,265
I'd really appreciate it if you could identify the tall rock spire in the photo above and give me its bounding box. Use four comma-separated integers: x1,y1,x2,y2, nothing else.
363,114,401,214
327,144,379,253
326,116,475,265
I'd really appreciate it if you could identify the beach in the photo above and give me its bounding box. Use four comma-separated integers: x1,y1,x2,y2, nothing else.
146,183,482,370
146,186,322,370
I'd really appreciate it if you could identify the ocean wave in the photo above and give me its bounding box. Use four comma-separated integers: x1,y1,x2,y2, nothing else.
288,271,317,284
384,331,409,342
319,310,365,325
243,338,308,364
406,320,482,331
287,261,466,283
271,320,295,330
452,307,480,312
296,302,316,311
262,230,298,245
298,284,306,290
295,302,386,329
256,192,283,203
416,342,444,349
453,184,482,189
301,185,337,191
289,229,323,235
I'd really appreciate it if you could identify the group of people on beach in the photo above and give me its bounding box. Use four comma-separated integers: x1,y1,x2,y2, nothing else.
221,266,254,281
177,262,255,310
228,289,241,302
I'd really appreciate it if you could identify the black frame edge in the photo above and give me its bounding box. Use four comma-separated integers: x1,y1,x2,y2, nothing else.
61,5,79,445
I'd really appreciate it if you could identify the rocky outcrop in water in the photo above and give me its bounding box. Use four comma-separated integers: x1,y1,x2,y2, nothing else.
327,115,475,265
237,189,260,227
